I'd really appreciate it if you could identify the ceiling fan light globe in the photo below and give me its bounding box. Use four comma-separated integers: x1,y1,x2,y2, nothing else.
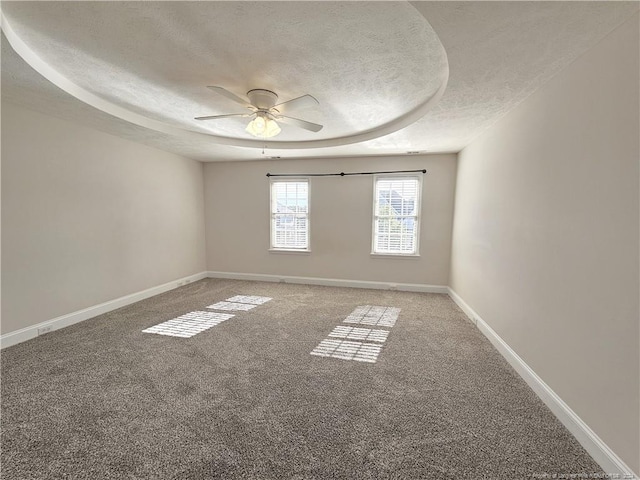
264,119,282,138
246,115,281,138
250,115,267,134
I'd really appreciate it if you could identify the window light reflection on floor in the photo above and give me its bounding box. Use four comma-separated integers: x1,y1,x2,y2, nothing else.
226,295,272,305
207,301,257,311
328,325,389,343
310,339,383,363
142,311,234,338
343,305,400,327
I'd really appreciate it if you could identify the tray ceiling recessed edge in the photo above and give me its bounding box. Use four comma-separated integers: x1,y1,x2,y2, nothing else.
0,3,449,150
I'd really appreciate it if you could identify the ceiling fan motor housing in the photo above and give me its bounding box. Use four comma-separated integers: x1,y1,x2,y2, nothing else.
247,89,278,110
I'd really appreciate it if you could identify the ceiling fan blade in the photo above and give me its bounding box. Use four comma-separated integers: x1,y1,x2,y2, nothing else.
276,115,323,133
273,94,319,114
207,86,253,108
195,113,253,121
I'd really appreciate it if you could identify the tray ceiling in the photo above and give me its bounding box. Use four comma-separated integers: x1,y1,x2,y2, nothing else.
1,1,638,161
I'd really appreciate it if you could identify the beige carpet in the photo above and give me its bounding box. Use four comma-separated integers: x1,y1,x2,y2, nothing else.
1,279,602,479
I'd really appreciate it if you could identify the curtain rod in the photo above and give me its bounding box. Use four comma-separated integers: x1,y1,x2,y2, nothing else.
266,169,426,178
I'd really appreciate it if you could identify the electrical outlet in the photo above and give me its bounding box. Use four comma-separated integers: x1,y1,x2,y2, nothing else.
38,326,52,335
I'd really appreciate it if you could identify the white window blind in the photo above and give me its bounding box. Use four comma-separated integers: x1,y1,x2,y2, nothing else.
270,179,309,250
372,175,421,255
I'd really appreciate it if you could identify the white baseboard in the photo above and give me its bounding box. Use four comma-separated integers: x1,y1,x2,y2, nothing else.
3,273,634,477
207,271,448,294
1,270,444,349
0,271,208,349
447,287,478,325
447,287,638,479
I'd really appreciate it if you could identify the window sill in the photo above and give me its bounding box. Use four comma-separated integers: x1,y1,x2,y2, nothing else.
269,248,311,255
370,253,420,259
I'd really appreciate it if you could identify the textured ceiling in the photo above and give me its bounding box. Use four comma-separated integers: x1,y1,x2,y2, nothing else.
1,1,638,162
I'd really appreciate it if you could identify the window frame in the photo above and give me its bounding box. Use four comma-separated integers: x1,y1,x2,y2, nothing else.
269,177,311,253
371,174,422,257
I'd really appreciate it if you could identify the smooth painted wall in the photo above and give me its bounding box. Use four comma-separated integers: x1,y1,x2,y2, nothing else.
204,155,456,286
1,103,207,335
450,15,639,473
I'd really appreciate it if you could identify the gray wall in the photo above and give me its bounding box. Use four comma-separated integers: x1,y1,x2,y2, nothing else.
204,155,457,286
449,14,639,473
1,103,207,335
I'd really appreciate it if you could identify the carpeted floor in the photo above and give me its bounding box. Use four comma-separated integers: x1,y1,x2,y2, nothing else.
1,279,602,479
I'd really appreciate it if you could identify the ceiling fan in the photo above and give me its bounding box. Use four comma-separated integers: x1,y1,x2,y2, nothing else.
195,86,323,139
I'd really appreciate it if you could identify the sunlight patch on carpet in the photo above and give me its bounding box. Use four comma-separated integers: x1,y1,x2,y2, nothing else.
343,305,400,327
328,326,389,343
142,311,234,338
207,301,257,311
310,339,382,363
226,295,272,305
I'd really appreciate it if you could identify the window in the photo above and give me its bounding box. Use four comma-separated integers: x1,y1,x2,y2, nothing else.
372,175,421,255
270,179,309,251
